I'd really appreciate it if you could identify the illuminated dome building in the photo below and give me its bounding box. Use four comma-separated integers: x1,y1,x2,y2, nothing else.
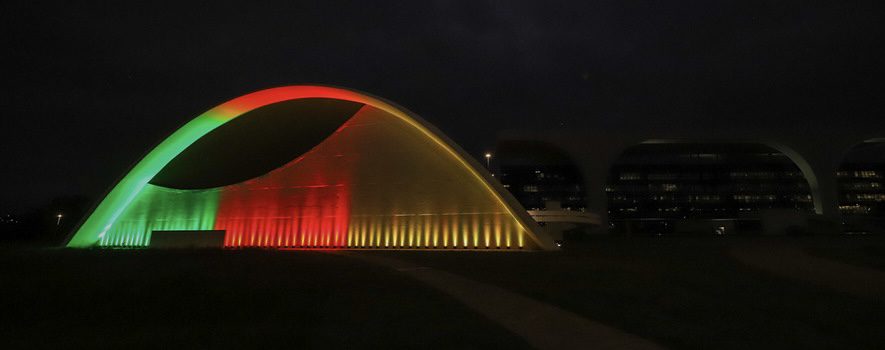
67,86,554,250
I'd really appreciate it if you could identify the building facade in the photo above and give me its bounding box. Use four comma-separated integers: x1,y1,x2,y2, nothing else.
606,143,814,235
66,86,554,250
496,140,586,211
838,142,885,233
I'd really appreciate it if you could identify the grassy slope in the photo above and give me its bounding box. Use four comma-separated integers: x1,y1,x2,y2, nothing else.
383,237,885,349
802,236,885,271
0,249,531,349
2,237,883,349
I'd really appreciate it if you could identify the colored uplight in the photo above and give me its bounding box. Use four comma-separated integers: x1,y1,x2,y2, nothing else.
68,115,229,247
67,86,549,250
99,185,219,246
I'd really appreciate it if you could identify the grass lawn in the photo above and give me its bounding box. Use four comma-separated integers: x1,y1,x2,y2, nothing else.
802,236,885,271
381,236,885,349
0,248,531,349
1,237,883,349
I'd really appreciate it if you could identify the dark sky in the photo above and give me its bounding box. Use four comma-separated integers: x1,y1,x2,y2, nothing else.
1,1,883,213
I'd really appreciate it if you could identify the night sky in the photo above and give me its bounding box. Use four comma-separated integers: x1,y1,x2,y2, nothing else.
1,1,883,213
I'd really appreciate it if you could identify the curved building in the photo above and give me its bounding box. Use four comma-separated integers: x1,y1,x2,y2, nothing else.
67,86,554,250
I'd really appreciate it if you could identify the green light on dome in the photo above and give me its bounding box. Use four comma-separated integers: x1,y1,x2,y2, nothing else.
67,114,229,247
98,185,219,247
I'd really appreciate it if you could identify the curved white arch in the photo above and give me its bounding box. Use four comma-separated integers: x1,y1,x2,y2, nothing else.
67,86,553,249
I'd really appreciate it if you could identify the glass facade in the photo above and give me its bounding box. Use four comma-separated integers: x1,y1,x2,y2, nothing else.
496,140,586,211
606,143,813,234
837,142,885,231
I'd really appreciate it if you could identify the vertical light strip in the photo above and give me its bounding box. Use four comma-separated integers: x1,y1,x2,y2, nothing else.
408,216,416,248
442,215,449,248
505,219,511,248
462,216,470,248
494,214,501,248
423,215,431,248
432,215,440,248
472,214,479,248
451,215,458,248
483,216,490,248
374,219,382,248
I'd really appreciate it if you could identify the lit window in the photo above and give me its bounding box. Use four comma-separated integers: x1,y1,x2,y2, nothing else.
648,173,679,180
855,171,880,178
854,194,885,202
619,173,641,180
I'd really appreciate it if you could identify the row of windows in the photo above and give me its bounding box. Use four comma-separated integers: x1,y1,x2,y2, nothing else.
503,159,882,221
619,170,880,180
840,182,882,190
837,170,880,179
728,171,804,179
611,206,806,213
689,195,721,202
734,194,778,202
839,204,873,214
618,171,805,181
608,184,810,192
610,194,811,202
844,194,885,202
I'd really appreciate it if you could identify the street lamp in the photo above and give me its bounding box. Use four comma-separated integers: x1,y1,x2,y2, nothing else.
484,153,492,168
56,214,63,226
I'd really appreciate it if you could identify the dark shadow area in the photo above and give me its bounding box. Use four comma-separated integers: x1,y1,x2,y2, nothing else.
150,98,363,189
0,249,532,349
385,236,885,350
0,195,91,246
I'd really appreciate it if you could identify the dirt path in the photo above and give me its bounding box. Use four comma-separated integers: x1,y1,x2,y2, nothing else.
342,252,664,350
730,244,885,300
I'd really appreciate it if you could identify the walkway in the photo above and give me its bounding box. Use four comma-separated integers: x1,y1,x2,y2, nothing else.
341,252,665,350
730,244,885,300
